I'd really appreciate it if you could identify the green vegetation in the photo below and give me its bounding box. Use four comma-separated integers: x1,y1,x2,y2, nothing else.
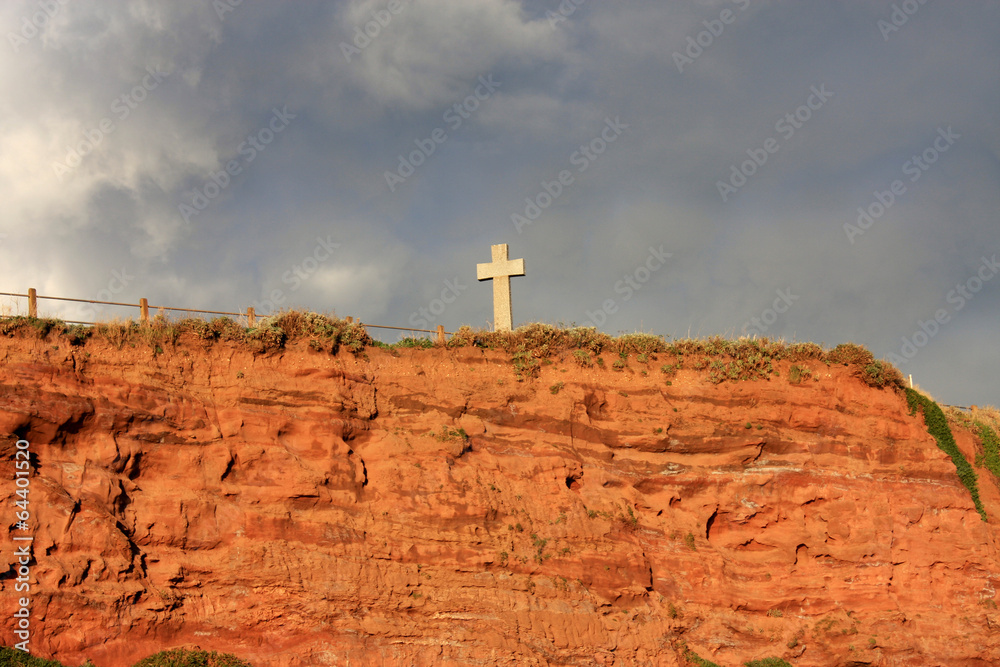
0,316,905,393
660,362,681,376
511,345,541,381
531,533,549,562
788,364,811,384
0,647,253,667
394,336,434,349
683,650,721,667
0,647,76,666
974,419,1000,483
549,381,564,395
132,649,253,667
906,389,987,521
744,660,794,667
434,426,468,442
684,532,697,550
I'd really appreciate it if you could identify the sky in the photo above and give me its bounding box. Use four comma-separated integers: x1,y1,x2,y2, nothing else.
1,0,998,407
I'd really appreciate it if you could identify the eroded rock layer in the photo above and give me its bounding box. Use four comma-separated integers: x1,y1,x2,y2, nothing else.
0,333,998,666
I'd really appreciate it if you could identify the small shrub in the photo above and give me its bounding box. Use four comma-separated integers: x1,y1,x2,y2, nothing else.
788,364,811,384
615,332,666,356
435,426,468,442
131,648,254,667
684,532,697,550
0,646,73,666
827,342,873,366
785,341,824,361
744,660,793,667
395,336,434,349
512,345,541,381
65,324,91,346
767,608,783,617
684,650,721,667
572,349,592,367
550,382,564,395
861,360,905,389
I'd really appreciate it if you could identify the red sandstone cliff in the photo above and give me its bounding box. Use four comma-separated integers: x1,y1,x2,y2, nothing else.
0,329,998,666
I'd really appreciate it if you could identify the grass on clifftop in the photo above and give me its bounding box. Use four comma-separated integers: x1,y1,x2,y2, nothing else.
0,312,905,390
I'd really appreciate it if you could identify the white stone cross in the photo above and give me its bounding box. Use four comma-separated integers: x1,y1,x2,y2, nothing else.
476,243,524,332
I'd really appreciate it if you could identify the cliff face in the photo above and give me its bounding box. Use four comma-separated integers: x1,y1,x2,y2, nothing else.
0,331,998,667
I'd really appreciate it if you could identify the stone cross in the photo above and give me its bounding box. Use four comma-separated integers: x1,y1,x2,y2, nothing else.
476,243,524,332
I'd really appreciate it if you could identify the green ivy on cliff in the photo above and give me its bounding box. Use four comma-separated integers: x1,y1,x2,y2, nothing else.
905,389,988,521
975,419,1000,483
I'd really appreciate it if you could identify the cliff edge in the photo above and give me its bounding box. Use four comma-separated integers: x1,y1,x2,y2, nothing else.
0,318,998,666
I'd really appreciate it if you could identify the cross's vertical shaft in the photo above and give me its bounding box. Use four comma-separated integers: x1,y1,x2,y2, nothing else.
476,244,525,332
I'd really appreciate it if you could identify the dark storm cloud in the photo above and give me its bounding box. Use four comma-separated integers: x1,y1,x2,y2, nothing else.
0,0,996,404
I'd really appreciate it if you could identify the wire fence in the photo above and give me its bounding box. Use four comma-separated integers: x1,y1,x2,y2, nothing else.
0,289,452,343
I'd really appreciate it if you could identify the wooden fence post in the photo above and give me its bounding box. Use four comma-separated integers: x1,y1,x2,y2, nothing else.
436,325,446,345
27,288,36,318
139,298,149,324
247,307,256,327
